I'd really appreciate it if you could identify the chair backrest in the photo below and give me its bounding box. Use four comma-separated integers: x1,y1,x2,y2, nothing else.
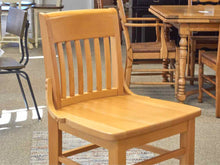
39,9,124,109
1,0,21,8
6,7,27,38
188,0,219,5
6,7,29,65
117,0,131,50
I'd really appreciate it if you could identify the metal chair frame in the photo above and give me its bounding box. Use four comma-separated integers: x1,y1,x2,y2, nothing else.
0,8,41,120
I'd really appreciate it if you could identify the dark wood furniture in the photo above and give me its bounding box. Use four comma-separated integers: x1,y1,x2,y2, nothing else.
149,5,220,103
131,0,188,42
187,0,219,85
0,7,41,120
198,28,220,117
117,0,178,91
40,8,201,165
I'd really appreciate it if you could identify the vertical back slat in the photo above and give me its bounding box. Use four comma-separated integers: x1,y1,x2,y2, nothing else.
75,40,84,94
94,38,102,91
65,41,75,96
84,39,93,93
57,42,67,98
103,37,111,89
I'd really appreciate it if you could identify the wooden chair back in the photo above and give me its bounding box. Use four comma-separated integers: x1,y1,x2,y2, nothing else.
188,0,219,5
39,9,124,109
6,7,27,38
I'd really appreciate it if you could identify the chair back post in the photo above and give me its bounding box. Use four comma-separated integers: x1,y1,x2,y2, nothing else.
39,9,124,109
56,0,62,7
96,0,103,8
23,20,30,66
117,0,131,51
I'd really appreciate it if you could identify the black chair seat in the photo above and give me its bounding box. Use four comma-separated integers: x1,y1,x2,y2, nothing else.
0,57,24,70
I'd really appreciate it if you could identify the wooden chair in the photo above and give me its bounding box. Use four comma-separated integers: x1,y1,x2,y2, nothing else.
32,0,63,48
0,7,41,120
198,25,220,117
39,8,201,164
117,0,178,90
187,0,219,85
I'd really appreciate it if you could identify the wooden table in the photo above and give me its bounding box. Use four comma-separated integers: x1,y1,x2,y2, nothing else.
149,5,220,102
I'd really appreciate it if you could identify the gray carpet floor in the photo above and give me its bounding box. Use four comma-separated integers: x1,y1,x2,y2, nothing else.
0,43,219,165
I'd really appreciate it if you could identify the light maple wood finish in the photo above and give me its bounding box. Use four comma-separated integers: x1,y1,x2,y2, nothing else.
149,5,220,102
198,26,220,117
39,9,201,165
117,0,178,89
187,0,219,85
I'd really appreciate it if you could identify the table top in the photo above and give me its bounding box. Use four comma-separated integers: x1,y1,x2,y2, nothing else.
149,5,220,23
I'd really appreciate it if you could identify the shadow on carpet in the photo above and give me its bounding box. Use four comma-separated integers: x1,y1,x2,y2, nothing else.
30,131,154,165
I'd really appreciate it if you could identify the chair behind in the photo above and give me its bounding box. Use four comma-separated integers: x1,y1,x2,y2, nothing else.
0,7,41,120
117,0,177,90
198,25,220,117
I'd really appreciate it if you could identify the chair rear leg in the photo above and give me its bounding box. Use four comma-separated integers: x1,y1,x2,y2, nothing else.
198,51,203,103
16,73,29,110
216,75,220,117
162,59,169,82
20,71,41,120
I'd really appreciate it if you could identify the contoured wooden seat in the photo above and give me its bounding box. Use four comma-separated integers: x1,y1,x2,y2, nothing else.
40,8,201,165
117,0,178,88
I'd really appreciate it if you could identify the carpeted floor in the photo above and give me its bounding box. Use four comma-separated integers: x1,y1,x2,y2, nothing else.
0,43,220,165
30,131,154,165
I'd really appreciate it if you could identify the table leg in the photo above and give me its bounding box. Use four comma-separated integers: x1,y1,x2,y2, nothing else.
177,34,188,102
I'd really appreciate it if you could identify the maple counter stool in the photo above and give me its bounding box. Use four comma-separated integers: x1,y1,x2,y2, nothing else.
40,9,201,165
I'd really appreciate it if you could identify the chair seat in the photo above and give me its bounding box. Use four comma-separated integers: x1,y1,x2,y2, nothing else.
201,51,217,64
57,95,200,141
131,41,176,53
0,57,24,70
32,4,64,9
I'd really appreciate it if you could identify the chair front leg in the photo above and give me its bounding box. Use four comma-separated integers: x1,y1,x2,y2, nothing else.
180,119,195,165
109,143,126,165
48,113,62,165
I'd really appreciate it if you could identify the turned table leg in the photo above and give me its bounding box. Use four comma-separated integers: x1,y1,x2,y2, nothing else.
177,34,188,102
